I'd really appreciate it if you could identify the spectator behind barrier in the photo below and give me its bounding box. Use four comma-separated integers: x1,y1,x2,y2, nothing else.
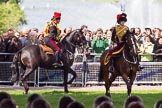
123,95,143,108
20,27,30,47
153,37,162,62
105,29,112,49
91,28,108,62
14,31,21,38
145,27,157,44
93,95,112,108
58,95,74,108
139,36,154,62
152,28,161,40
24,31,41,47
60,27,73,41
134,27,144,45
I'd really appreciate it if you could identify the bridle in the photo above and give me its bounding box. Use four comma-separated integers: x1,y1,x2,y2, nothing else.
123,33,138,64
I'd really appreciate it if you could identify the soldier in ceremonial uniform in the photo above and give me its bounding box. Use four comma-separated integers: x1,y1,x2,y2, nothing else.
110,13,143,71
44,11,62,66
111,13,128,45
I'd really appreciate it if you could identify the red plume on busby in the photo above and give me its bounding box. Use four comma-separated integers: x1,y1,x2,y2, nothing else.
117,14,122,20
52,12,61,20
117,13,127,24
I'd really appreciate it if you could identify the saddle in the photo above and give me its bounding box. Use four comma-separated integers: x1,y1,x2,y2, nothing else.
104,43,125,65
39,44,54,55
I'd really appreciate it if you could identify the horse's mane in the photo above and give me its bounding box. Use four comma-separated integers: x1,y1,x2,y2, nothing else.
61,29,81,42
61,29,83,47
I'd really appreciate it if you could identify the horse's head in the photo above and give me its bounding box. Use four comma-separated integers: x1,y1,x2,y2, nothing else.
65,29,87,49
7,36,22,53
125,31,138,57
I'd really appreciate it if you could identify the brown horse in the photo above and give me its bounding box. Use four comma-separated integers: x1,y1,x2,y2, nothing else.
10,29,87,94
99,31,139,97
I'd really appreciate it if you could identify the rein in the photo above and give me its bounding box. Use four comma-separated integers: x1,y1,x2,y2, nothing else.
123,49,137,64
122,34,138,65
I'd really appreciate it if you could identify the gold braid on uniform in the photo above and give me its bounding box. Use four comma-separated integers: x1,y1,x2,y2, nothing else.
115,25,128,42
53,23,61,42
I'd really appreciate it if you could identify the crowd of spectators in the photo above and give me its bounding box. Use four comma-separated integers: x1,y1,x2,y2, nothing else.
0,91,162,108
1,26,162,62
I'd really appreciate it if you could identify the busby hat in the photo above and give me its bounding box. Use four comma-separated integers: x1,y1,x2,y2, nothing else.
52,12,61,20
117,13,127,24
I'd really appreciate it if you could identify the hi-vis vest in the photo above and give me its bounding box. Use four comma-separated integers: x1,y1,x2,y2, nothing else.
43,21,61,37
115,25,128,42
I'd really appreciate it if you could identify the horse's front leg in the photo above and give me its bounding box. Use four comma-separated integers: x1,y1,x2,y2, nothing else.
67,68,77,84
22,79,29,94
63,66,69,93
122,73,134,97
127,72,137,97
106,73,118,97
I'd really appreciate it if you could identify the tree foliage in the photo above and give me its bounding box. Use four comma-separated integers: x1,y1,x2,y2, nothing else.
0,0,26,34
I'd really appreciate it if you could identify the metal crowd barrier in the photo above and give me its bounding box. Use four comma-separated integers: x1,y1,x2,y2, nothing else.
0,53,36,85
36,62,162,86
1,53,162,86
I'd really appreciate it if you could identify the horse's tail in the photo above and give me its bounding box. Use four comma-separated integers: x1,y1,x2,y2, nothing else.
98,52,106,82
10,50,21,82
98,50,110,82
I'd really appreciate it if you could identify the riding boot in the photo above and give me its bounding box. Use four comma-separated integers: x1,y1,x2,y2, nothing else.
109,58,115,72
53,51,63,66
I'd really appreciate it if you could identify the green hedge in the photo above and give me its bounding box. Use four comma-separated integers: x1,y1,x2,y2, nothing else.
0,0,26,34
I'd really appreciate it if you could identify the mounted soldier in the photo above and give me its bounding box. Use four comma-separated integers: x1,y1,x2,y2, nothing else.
109,13,143,71
43,11,62,66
